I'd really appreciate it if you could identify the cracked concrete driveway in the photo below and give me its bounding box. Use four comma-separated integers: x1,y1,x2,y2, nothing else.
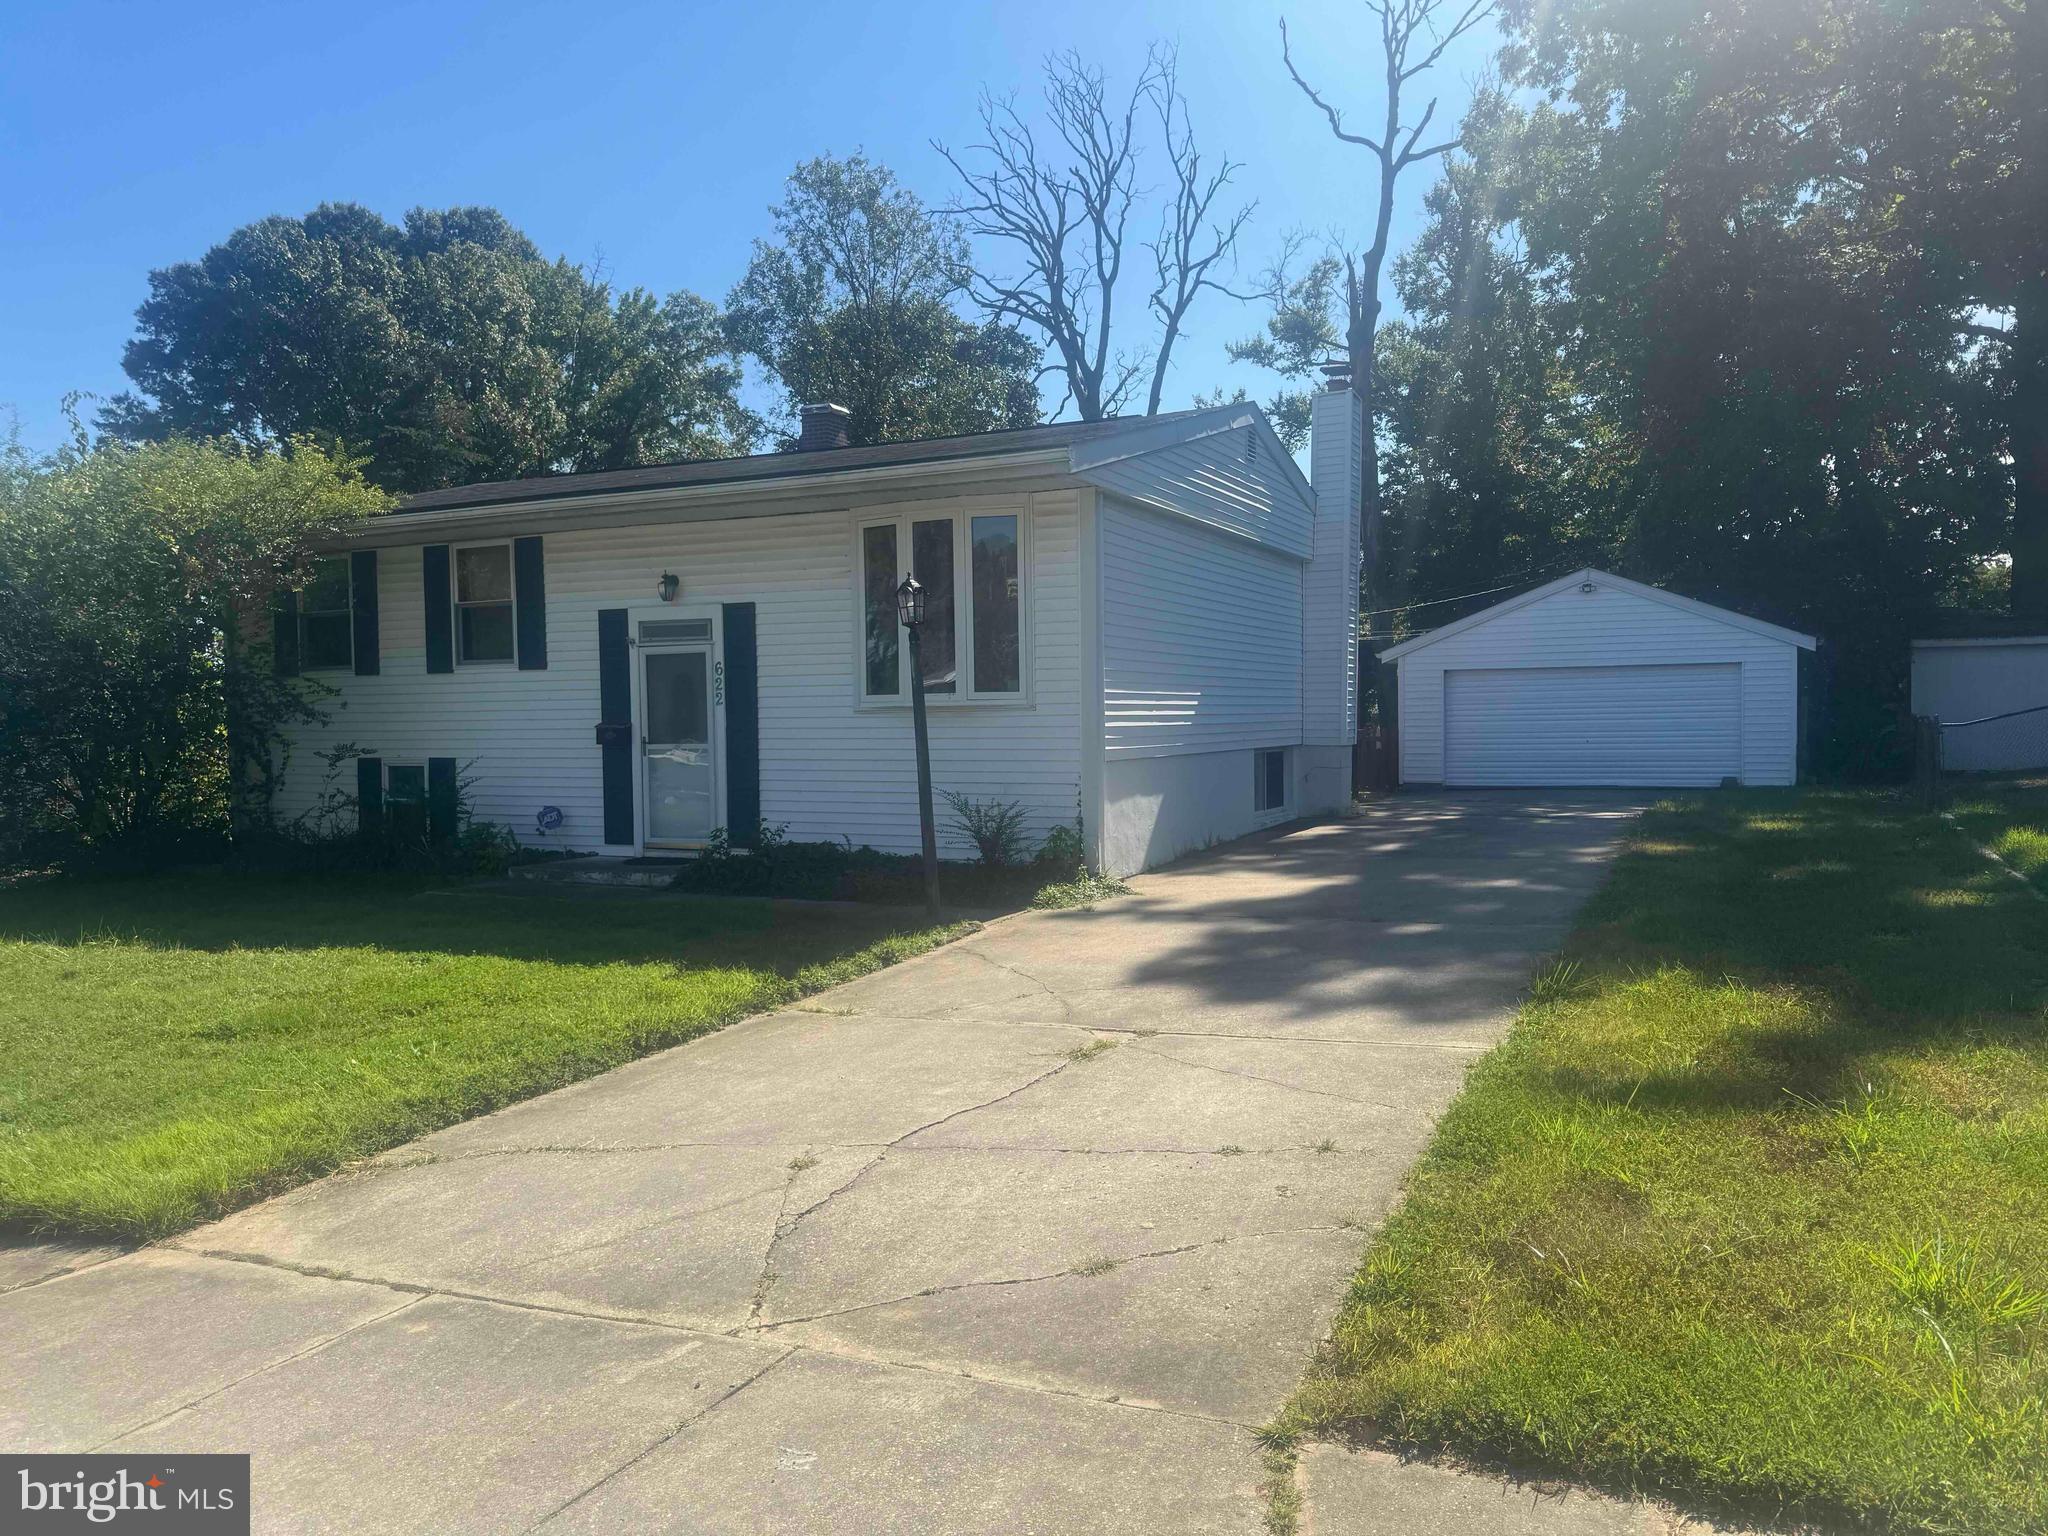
2,792,1644,1534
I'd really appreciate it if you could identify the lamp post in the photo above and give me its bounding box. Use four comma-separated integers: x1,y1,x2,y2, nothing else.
896,575,942,919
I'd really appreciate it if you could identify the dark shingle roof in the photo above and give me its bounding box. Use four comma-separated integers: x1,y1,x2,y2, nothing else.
395,413,1197,515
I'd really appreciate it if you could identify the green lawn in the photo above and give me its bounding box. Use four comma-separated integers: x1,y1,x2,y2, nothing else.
1282,790,2048,1536
0,874,967,1239
1948,773,2048,885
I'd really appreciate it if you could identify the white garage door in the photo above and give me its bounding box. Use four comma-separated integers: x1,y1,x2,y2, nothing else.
1443,664,1741,786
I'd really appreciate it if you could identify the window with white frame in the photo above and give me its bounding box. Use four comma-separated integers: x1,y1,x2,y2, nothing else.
1254,748,1289,814
300,556,353,671
454,542,516,664
858,508,1024,701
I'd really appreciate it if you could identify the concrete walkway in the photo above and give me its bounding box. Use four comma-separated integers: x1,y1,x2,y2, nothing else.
4,793,1653,1534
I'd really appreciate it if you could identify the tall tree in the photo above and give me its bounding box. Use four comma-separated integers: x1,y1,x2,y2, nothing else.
1374,127,1614,617
1806,0,2044,616
102,204,755,493
1370,0,2010,770
725,155,1040,447
937,46,1253,420
1278,0,1498,610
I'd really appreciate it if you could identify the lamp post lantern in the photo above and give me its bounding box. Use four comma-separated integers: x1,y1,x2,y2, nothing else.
895,575,941,918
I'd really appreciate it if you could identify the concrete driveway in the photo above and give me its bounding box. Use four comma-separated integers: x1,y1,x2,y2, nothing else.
2,793,1645,1534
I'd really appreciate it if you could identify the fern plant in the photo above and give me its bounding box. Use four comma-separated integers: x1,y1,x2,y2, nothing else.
940,791,1032,867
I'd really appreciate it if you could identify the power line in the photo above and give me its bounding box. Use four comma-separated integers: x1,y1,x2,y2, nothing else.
1360,559,1582,619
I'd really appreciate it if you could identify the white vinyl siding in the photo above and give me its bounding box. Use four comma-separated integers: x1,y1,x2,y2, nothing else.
1077,424,1313,558
1396,581,1801,787
1910,639,2048,772
1099,496,1304,759
1302,389,1361,746
1444,664,1741,787
271,487,1084,858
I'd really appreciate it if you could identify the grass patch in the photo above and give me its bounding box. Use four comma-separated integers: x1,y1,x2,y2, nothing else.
0,873,968,1239
1031,871,1132,910
1947,773,2048,884
1284,788,2048,1535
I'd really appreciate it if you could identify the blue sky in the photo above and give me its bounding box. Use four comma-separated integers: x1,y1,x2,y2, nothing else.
0,0,1498,458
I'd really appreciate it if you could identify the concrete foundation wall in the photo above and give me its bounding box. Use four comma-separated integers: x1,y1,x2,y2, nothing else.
1101,744,1350,877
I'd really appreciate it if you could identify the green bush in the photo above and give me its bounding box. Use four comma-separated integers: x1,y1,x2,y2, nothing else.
227,747,521,877
941,791,1032,866
1036,820,1085,876
673,821,1091,908
0,429,387,866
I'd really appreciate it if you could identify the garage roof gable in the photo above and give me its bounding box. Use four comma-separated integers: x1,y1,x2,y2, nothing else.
1378,568,1818,661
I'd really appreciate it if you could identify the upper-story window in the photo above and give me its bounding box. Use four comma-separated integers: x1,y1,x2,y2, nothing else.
300,556,353,671
858,507,1024,702
454,542,516,664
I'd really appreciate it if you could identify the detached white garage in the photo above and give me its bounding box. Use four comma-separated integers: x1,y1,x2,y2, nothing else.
1382,569,1816,787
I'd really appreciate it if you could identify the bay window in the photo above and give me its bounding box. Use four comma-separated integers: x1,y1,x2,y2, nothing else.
858,506,1025,702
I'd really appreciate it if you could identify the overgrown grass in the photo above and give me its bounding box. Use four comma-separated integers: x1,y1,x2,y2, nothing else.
1947,773,2048,884
1030,871,1132,910
1283,789,2048,1536
0,874,968,1239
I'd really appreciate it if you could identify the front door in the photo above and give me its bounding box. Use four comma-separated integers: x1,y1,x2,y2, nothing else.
641,643,716,846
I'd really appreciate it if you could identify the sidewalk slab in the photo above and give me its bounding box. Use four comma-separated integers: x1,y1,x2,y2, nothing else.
109,1294,785,1536
536,1348,1266,1535
0,1250,411,1452
0,1238,126,1294
1299,1445,1726,1536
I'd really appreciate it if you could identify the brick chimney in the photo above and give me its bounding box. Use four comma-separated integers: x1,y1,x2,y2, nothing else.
795,403,852,451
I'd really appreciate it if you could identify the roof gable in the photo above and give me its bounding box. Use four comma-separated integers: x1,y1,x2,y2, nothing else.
1379,568,1818,661
1068,403,1316,558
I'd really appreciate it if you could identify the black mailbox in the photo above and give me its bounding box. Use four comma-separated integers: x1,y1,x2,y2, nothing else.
594,721,632,748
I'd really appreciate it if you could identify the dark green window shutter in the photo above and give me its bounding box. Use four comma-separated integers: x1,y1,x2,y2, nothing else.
427,757,458,845
721,602,759,847
598,609,634,845
513,535,547,670
356,756,383,838
350,550,379,676
423,545,453,674
273,588,301,676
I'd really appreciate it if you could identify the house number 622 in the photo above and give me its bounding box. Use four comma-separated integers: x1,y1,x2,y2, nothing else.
714,660,725,706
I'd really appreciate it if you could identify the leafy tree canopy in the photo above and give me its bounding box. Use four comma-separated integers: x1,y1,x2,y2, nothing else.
726,155,1041,446
0,427,389,857
1228,0,2028,773
101,204,757,493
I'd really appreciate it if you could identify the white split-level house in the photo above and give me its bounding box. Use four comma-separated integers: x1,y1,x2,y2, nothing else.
267,389,1365,877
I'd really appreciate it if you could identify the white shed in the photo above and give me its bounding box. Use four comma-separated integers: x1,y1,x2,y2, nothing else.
1380,569,1817,788
1910,636,2048,771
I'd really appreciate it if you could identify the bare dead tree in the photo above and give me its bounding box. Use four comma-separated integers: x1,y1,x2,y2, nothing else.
937,47,1252,421
1280,0,1495,610
1145,48,1258,416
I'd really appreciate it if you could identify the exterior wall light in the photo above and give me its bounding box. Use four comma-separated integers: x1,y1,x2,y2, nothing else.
658,572,680,603
895,574,925,628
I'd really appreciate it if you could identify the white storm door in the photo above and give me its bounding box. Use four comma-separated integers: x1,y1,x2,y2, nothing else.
641,644,717,845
